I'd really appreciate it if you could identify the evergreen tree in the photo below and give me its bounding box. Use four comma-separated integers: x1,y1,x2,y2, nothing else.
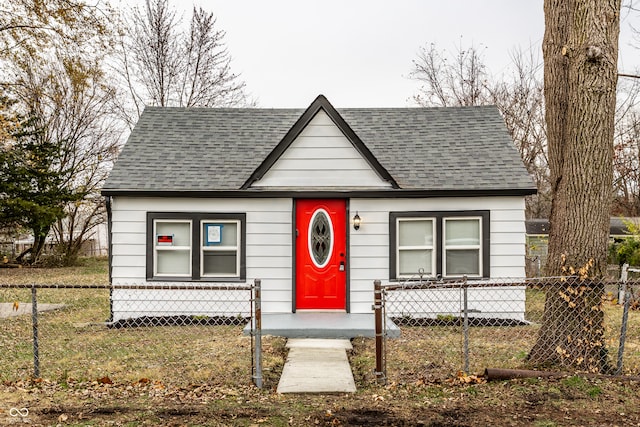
0,115,78,262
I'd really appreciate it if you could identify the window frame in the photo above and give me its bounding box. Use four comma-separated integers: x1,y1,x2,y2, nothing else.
153,218,192,278
395,217,436,279
389,210,489,280
146,212,246,282
442,216,483,277
200,219,241,278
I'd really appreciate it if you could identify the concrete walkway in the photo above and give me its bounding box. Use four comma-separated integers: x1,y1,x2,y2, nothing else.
0,302,65,318
277,338,357,394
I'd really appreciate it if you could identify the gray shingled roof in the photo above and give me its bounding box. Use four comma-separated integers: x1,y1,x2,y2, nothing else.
102,103,536,194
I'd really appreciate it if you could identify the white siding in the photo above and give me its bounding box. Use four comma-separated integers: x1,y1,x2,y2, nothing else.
348,197,527,314
383,287,526,322
110,197,294,319
110,195,527,319
251,110,391,189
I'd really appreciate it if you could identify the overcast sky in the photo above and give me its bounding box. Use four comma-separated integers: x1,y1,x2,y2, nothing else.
122,0,640,108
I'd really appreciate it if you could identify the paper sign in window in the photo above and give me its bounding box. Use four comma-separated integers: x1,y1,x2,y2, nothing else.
205,224,222,245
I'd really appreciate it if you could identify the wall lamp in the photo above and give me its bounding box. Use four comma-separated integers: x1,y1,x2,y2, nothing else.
353,212,361,230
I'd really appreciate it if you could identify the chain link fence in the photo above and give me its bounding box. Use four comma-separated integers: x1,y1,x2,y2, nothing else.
0,281,262,387
373,276,640,384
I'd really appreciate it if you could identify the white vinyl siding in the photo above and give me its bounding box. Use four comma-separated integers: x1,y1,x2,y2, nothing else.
110,197,293,320
109,195,527,318
251,110,391,189
348,197,527,314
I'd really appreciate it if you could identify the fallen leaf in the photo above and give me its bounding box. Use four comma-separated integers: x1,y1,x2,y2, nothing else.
96,376,112,384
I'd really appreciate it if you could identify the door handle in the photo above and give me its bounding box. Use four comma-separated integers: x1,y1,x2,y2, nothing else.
339,261,345,271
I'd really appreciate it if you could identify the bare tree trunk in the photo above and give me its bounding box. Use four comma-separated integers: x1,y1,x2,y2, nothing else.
529,0,620,372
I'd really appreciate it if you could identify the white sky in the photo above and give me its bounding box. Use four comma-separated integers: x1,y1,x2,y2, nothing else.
123,0,640,108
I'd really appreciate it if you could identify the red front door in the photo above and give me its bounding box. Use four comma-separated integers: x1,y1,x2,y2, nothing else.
295,199,347,310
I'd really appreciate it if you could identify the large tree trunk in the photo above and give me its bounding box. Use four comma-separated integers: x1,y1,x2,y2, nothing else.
529,0,620,373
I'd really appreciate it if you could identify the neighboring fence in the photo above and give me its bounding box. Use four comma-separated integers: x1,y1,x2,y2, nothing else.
373,276,640,384
0,281,263,388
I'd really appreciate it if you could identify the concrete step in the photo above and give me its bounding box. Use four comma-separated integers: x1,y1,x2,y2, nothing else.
276,338,356,394
243,312,401,338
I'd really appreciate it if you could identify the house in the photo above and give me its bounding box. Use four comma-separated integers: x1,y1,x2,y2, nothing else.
526,217,637,277
102,95,536,323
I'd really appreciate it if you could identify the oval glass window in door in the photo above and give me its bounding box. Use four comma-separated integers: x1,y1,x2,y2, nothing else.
308,208,334,268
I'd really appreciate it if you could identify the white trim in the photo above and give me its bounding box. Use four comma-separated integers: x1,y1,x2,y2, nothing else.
307,208,334,269
153,219,192,277
396,217,436,278
200,219,241,278
442,217,482,278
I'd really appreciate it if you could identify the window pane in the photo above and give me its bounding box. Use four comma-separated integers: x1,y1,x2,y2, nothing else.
203,222,237,246
446,249,479,275
157,250,190,275
445,219,480,246
203,250,238,276
156,221,191,246
399,249,432,276
399,220,433,246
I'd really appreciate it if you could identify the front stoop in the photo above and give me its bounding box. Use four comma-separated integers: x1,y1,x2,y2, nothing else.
243,312,401,338
276,339,357,394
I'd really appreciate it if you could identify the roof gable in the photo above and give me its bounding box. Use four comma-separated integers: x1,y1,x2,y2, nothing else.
242,95,398,189
249,109,393,189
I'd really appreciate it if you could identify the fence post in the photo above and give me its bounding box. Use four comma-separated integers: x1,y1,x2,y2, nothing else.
31,285,40,378
620,263,629,305
373,279,386,385
252,279,262,388
462,276,469,374
616,279,631,375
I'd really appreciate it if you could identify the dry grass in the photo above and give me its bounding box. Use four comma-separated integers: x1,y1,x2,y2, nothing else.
2,260,640,425
0,258,289,388
381,287,640,380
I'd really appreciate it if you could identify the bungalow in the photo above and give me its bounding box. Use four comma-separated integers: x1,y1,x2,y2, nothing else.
102,95,536,323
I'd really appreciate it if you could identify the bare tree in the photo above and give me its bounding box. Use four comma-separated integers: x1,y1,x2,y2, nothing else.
411,42,550,218
116,0,251,129
0,0,121,262
611,0,640,216
492,49,550,218
15,55,120,261
410,42,492,107
0,0,112,61
612,77,640,215
528,0,621,373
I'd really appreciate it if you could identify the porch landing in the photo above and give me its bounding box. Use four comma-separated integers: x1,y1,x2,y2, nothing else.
243,312,400,338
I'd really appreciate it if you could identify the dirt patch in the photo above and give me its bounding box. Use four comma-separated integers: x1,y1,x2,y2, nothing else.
2,376,638,427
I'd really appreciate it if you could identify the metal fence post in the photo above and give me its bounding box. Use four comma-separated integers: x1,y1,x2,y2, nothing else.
31,285,40,378
373,279,386,384
252,279,262,388
617,279,631,375
462,276,469,374
620,263,629,305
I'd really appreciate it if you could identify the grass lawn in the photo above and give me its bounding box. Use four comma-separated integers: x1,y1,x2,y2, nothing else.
1,258,639,426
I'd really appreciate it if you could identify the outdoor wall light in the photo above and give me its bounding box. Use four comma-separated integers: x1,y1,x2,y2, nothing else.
353,212,361,230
